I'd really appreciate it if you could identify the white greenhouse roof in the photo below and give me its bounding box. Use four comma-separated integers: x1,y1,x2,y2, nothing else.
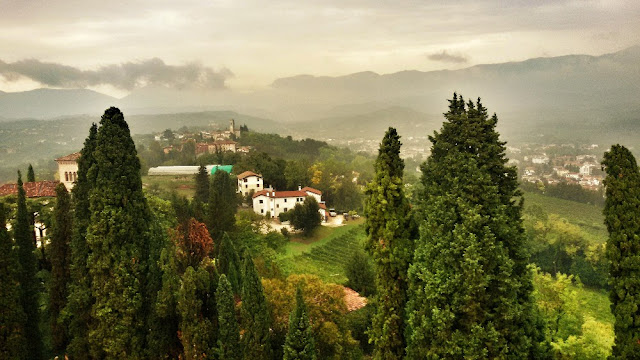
148,165,218,176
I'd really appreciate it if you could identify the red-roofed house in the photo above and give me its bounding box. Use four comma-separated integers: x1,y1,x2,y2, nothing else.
237,171,263,197
0,181,60,198
55,152,81,190
252,186,325,220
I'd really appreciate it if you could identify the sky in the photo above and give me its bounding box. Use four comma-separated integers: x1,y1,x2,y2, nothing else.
1,0,639,96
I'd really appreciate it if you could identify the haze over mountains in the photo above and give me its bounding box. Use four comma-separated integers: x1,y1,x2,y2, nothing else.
1,46,639,143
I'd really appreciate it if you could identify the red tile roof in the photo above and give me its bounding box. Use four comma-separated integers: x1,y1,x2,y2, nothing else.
252,190,308,199
318,203,327,210
301,186,322,195
237,171,261,180
0,181,60,198
55,152,81,162
213,140,238,145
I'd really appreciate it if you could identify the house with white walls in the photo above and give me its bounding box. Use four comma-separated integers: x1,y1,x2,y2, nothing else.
237,171,263,196
252,186,325,220
55,152,81,190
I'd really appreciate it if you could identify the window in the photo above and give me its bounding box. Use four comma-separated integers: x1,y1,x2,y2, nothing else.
245,185,248,188
276,204,279,208
261,209,264,213
284,208,288,212
284,199,287,202
257,184,261,187
244,178,248,182
259,200,264,204
65,172,68,181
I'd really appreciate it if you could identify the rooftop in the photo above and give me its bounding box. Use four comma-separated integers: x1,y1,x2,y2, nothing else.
55,152,81,162
0,180,60,198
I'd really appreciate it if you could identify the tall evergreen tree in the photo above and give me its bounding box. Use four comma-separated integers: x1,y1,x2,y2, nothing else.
177,266,216,359
602,144,640,358
241,253,272,360
27,164,35,182
364,127,414,359
14,171,43,359
217,233,243,294
208,170,237,242
405,95,542,358
86,107,151,358
0,203,28,359
49,183,72,355
195,164,210,203
216,274,241,360
65,123,98,359
283,287,316,360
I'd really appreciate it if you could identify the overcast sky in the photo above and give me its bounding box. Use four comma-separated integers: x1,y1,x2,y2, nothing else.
1,0,639,96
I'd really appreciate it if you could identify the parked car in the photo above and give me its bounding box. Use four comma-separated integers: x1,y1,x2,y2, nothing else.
329,208,337,217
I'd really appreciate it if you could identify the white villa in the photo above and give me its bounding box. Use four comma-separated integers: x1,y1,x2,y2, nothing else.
237,171,263,196
55,152,81,190
252,186,326,220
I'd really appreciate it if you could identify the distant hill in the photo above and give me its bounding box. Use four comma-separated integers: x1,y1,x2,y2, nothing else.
0,88,118,119
289,107,439,140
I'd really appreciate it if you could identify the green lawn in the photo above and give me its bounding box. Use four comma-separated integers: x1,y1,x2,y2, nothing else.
142,175,195,198
278,222,366,284
522,190,607,243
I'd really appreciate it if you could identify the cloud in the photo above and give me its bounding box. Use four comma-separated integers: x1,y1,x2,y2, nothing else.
427,50,469,64
0,58,233,90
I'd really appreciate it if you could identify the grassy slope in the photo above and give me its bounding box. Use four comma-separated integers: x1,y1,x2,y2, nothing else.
142,175,195,198
278,222,366,284
522,190,607,243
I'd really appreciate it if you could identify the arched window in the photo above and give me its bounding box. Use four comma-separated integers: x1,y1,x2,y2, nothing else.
65,172,69,181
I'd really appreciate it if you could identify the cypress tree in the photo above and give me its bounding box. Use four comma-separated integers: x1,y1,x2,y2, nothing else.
0,202,28,359
49,183,72,355
602,144,640,357
65,123,98,359
241,253,272,360
405,95,541,358
14,171,43,359
86,107,151,358
27,164,35,182
195,164,210,203
216,274,241,360
177,266,216,359
217,233,243,294
208,170,237,242
364,127,413,359
283,287,316,360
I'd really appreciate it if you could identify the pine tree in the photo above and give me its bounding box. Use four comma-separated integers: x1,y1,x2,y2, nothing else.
216,274,241,360
217,233,243,294
14,171,43,359
241,253,272,360
364,127,414,359
27,164,35,182
208,170,237,242
49,183,72,355
0,202,28,359
195,164,210,203
405,95,542,358
283,287,316,360
86,108,150,358
602,144,640,358
177,266,216,359
65,123,98,359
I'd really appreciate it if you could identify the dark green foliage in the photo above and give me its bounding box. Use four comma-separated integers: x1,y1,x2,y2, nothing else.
65,123,97,359
602,144,640,358
153,241,183,359
345,304,375,356
49,183,72,355
0,203,28,359
289,197,322,236
345,249,375,297
177,266,216,359
27,164,35,182
364,127,413,359
241,253,272,359
208,170,237,242
194,164,209,203
406,95,542,358
86,108,150,358
216,274,241,360
217,233,243,294
283,287,316,360
14,172,43,360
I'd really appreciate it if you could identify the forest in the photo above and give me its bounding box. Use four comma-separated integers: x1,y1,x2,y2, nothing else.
1,94,638,359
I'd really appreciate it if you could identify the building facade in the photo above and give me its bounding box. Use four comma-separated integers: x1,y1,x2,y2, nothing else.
55,152,81,190
237,171,263,197
252,186,325,220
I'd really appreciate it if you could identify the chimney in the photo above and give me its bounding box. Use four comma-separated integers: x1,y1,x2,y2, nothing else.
298,185,301,191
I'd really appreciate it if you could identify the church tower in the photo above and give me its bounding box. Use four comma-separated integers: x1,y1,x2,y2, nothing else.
229,119,235,133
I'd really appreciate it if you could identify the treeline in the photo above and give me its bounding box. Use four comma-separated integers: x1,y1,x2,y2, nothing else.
521,181,605,206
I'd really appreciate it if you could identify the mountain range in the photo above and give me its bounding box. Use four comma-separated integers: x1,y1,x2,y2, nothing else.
1,45,639,144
